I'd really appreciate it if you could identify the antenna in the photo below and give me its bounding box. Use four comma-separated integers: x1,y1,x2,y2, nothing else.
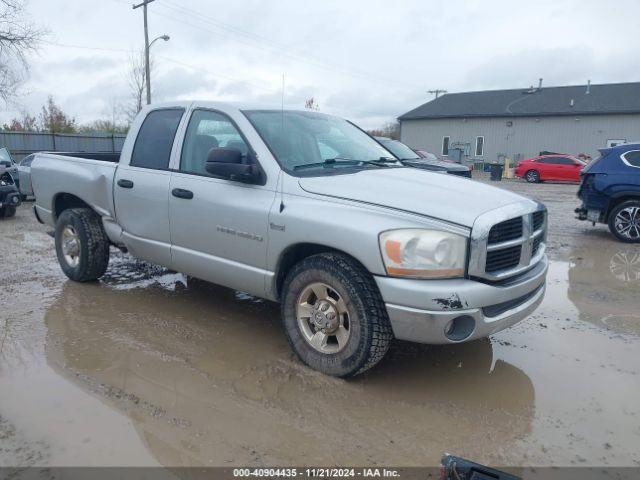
281,73,285,133
428,89,447,99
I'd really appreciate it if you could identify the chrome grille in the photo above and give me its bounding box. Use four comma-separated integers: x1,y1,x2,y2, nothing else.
486,245,522,272
488,217,523,244
469,203,547,282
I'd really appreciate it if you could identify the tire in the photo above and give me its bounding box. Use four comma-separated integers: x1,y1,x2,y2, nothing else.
54,208,110,281
1,205,16,218
608,200,640,243
525,169,540,183
281,252,393,377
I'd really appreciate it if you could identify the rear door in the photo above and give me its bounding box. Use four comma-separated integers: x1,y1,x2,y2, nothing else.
556,157,583,181
114,108,185,266
168,108,276,297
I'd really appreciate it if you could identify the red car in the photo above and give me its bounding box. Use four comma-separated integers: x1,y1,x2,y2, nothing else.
515,154,586,183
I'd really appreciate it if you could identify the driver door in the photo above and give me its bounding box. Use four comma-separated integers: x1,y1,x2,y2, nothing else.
168,109,276,298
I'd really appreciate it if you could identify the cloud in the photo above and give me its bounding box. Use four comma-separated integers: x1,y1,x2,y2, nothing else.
2,0,640,130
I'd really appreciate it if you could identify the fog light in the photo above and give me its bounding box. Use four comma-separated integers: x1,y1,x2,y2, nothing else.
444,315,476,341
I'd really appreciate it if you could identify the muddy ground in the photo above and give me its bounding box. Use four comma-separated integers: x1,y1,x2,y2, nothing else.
0,176,639,471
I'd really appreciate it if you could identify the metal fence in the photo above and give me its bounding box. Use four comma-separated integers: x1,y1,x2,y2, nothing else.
0,131,126,161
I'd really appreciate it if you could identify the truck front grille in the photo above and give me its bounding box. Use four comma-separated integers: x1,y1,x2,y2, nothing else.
469,205,547,282
488,217,523,243
485,245,522,272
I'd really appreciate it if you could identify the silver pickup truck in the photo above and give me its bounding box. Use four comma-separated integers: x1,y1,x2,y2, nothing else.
31,102,548,377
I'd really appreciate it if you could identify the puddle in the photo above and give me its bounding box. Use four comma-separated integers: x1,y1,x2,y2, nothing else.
1,199,639,468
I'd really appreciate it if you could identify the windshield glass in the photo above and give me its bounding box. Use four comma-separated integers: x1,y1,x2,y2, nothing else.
378,139,420,160
243,110,396,172
0,147,12,164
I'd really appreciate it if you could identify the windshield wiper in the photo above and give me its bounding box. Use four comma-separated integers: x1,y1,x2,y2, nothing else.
293,156,399,171
293,158,361,171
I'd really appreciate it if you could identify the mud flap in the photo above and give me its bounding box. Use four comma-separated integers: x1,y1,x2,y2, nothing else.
441,455,521,480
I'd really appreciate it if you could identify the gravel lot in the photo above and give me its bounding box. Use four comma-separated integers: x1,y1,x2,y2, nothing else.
0,175,639,470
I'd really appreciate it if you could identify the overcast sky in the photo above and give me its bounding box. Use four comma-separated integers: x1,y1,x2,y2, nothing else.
3,0,640,129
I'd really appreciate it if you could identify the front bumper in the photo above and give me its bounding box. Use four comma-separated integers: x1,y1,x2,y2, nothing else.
375,256,548,344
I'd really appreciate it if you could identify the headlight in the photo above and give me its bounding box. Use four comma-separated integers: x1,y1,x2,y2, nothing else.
379,229,467,278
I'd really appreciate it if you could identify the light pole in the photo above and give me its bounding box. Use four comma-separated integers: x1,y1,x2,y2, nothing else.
132,0,169,105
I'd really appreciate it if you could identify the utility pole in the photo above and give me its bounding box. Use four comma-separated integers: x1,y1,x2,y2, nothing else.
428,89,447,99
133,0,156,105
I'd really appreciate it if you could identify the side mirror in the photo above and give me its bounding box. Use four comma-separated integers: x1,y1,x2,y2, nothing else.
0,160,11,168
205,148,260,184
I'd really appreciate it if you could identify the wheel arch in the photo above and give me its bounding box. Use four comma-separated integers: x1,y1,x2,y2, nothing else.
604,191,640,221
273,243,373,300
52,193,93,221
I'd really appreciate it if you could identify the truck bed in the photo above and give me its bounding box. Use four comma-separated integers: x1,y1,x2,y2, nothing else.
31,152,119,224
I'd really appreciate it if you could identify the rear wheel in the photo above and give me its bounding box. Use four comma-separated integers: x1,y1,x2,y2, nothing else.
55,208,110,281
608,200,640,243
525,169,540,183
281,252,393,377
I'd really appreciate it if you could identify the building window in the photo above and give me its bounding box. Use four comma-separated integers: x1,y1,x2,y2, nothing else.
442,136,450,156
475,136,484,156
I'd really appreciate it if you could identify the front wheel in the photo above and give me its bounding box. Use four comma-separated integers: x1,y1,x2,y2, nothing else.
281,252,393,377
525,169,540,183
55,208,110,281
608,200,640,243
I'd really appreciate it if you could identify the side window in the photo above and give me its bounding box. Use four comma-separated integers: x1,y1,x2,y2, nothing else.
442,136,450,156
180,110,249,176
130,109,184,170
622,151,640,168
22,156,34,167
557,157,575,165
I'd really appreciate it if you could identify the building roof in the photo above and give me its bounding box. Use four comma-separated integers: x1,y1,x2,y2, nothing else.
398,82,640,121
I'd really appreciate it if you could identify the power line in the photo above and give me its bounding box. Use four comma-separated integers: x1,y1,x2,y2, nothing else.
150,0,422,91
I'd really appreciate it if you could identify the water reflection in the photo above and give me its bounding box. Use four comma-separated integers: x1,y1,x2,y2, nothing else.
43,263,534,467
567,244,640,336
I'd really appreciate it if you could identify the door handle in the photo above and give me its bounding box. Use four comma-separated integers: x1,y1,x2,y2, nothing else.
117,179,134,189
172,188,194,199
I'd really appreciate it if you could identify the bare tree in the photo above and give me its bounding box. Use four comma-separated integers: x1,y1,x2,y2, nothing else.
304,97,319,110
0,0,45,103
367,121,400,140
126,51,154,123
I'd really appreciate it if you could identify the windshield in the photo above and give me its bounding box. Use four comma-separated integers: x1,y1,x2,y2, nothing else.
0,147,13,164
243,110,397,173
377,138,420,160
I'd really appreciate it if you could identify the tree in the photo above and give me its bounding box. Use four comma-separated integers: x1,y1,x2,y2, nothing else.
0,0,45,103
126,51,153,123
367,121,400,140
304,97,319,110
39,96,76,133
1,109,37,131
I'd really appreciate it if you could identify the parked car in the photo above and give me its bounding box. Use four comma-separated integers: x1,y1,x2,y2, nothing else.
414,149,439,161
0,168,22,218
575,143,640,243
0,147,20,190
515,154,585,183
16,153,35,199
31,102,548,377
374,137,472,178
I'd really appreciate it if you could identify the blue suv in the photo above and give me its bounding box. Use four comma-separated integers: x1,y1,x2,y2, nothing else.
576,143,640,242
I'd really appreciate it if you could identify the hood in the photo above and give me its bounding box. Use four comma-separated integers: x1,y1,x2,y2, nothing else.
403,159,468,171
298,167,530,228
